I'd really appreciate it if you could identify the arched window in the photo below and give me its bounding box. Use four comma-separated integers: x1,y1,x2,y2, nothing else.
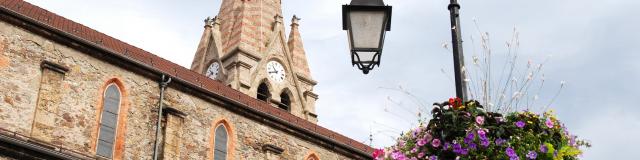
96,84,121,158
257,82,270,101
213,125,228,160
278,92,290,111
305,153,320,160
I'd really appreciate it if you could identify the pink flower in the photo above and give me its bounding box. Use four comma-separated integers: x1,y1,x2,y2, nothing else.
424,133,433,142
417,138,427,146
476,116,485,125
372,149,384,159
545,119,554,128
432,139,441,148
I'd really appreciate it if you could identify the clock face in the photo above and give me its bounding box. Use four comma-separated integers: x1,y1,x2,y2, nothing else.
266,61,286,83
206,62,220,79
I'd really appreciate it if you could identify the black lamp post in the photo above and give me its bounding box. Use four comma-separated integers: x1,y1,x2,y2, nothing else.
342,0,392,74
342,0,467,101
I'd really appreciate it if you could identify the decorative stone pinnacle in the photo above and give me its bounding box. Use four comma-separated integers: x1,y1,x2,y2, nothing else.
213,16,222,26
204,16,214,27
274,14,284,24
291,15,301,26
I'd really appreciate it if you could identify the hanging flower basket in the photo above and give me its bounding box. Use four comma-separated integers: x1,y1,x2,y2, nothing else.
375,98,590,160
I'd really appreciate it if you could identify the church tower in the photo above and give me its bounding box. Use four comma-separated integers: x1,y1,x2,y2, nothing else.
190,0,319,123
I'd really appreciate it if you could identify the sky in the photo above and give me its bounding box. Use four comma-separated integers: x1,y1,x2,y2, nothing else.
23,0,640,159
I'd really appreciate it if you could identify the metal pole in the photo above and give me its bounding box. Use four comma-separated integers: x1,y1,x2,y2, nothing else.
153,75,171,160
448,0,468,101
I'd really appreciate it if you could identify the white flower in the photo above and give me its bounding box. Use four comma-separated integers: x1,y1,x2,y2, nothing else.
441,42,449,49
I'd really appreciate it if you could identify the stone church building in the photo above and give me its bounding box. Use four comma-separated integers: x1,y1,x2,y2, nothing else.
0,0,373,159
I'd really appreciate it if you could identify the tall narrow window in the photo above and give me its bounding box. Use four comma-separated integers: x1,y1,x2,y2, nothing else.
213,125,228,160
278,92,290,111
257,83,270,101
96,84,121,158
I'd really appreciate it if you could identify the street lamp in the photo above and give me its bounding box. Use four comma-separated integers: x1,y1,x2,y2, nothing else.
342,0,392,74
342,0,468,100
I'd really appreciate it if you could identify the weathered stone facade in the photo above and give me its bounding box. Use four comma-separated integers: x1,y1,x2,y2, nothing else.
0,0,372,160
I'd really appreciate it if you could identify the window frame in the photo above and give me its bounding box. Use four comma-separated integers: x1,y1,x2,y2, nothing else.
92,78,129,159
210,118,234,160
96,83,121,158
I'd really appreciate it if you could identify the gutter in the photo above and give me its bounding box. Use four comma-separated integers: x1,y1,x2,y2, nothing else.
0,132,83,160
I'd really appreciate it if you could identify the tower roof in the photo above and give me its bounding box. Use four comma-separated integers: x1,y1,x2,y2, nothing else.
216,0,285,56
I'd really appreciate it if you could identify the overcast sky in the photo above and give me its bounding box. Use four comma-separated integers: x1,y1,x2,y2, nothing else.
23,0,640,159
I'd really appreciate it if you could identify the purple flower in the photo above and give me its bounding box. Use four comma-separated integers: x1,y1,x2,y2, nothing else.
417,138,427,146
506,147,517,157
545,119,554,128
465,132,475,143
476,116,485,125
417,152,425,158
495,138,507,146
539,145,548,153
526,151,537,159
477,129,487,139
480,139,490,147
459,148,469,155
444,142,451,150
429,156,438,160
510,156,520,160
569,136,577,146
432,139,441,148
468,142,477,150
411,147,418,153
453,143,463,154
516,121,526,128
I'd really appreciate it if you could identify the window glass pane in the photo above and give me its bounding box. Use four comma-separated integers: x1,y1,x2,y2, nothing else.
104,85,121,114
105,84,120,99
100,112,118,128
98,125,115,143
214,150,226,160
349,11,385,49
97,140,114,158
214,125,228,160
97,83,120,159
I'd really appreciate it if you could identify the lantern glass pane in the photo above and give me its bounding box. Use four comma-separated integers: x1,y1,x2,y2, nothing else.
355,51,378,67
349,10,385,49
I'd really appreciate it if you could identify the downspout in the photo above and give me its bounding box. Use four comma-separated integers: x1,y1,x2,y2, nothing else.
152,75,172,160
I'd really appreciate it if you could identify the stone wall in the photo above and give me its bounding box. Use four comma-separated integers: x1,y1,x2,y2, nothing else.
0,20,352,159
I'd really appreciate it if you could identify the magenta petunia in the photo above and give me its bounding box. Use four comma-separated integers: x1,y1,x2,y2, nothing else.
476,116,485,125
417,138,427,146
431,139,441,148
545,119,554,128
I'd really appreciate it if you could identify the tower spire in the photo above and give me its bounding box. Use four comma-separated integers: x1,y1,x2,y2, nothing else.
287,15,312,78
